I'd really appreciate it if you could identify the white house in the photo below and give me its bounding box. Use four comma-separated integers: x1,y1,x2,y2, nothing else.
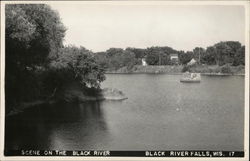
142,58,147,66
187,58,197,66
170,54,179,64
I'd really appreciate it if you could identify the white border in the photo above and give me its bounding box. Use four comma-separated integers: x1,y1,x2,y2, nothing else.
0,1,249,161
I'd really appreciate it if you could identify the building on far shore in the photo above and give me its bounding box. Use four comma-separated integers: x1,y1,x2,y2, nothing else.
142,58,148,66
187,58,197,66
170,53,179,65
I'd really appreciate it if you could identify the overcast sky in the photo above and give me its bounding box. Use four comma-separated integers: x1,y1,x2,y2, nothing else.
49,3,245,52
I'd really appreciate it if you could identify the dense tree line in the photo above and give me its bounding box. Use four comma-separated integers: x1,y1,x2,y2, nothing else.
93,48,140,71
94,41,245,70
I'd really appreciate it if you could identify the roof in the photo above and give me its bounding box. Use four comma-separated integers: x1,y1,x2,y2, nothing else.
187,58,197,65
170,53,178,57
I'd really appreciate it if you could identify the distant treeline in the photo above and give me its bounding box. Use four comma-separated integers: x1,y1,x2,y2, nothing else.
93,42,245,70
5,4,245,113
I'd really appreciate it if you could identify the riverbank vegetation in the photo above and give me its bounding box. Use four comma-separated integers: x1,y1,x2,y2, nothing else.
5,4,245,114
5,4,106,113
94,42,245,73
105,64,244,75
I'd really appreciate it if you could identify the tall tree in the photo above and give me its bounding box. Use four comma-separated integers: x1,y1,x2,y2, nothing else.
213,41,242,65
125,47,146,58
5,4,66,110
145,46,176,65
233,45,245,66
203,46,217,65
178,51,193,65
193,47,205,63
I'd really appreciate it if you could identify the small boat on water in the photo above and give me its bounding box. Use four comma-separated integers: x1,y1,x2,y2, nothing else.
180,72,201,83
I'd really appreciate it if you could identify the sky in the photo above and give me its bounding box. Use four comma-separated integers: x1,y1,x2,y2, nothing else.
49,3,245,52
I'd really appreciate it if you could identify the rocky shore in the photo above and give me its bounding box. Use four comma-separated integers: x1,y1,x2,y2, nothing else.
63,86,128,102
6,84,127,117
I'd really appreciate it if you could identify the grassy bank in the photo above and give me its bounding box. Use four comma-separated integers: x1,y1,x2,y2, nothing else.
106,65,245,75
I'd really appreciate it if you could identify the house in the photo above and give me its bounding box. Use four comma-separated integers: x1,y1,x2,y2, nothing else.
170,54,179,64
187,58,196,66
142,58,147,66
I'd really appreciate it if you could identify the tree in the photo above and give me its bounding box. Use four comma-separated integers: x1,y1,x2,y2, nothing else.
145,46,176,65
233,46,245,66
213,41,242,65
93,52,109,69
5,4,66,110
106,48,124,57
6,4,66,67
203,46,216,65
98,48,138,70
193,47,205,63
50,46,106,89
146,52,159,65
125,47,146,58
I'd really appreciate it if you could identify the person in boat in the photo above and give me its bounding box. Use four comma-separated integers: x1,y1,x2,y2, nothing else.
191,73,197,79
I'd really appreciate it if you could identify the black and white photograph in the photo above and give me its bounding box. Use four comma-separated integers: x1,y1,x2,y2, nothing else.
0,0,249,160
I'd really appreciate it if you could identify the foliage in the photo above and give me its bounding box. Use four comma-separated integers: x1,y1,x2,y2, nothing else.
146,52,160,65
5,4,66,110
92,42,245,70
178,51,193,65
6,4,66,67
220,64,232,73
125,47,146,58
94,48,138,70
182,65,190,72
232,46,245,66
145,46,176,65
193,47,205,63
213,41,242,66
202,46,217,65
50,46,106,89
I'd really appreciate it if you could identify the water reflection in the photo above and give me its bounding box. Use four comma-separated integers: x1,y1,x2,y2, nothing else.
6,101,111,150
48,101,111,150
5,74,244,151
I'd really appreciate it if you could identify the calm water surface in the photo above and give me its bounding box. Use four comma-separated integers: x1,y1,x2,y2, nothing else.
5,74,244,150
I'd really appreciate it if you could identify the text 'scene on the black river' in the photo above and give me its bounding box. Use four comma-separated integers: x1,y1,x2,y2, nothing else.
4,150,244,157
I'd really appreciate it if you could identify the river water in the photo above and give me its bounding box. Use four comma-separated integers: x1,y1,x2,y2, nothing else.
5,74,244,151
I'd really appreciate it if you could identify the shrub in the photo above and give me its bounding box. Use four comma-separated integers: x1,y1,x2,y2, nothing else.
182,65,190,72
220,65,231,73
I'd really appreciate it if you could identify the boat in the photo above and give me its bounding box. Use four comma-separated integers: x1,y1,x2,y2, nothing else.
180,72,201,83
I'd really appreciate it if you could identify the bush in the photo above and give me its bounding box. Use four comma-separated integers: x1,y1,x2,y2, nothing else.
220,65,231,73
182,65,190,72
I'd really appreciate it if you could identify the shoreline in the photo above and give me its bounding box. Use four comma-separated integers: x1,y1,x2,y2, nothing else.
6,71,244,117
6,87,128,117
5,65,245,117
105,65,245,76
6,100,56,117
105,72,245,76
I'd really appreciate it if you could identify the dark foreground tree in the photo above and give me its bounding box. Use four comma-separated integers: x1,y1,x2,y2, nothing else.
50,46,106,89
5,4,66,111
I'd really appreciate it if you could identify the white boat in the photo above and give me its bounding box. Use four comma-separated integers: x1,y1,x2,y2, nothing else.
180,72,201,83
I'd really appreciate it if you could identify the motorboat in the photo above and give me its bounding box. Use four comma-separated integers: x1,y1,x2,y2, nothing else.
180,72,201,83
